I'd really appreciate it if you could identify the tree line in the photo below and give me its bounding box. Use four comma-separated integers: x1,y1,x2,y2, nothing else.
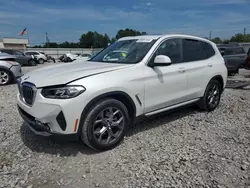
32,29,146,48
32,28,250,48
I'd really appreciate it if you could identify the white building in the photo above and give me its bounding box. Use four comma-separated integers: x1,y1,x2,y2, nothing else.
0,38,28,50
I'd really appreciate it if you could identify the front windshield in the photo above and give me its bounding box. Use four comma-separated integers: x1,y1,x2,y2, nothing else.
89,39,157,64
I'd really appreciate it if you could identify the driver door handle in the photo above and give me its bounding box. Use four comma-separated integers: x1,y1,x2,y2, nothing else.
179,67,186,73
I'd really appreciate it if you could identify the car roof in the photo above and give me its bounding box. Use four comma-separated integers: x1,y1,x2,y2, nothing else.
118,34,213,44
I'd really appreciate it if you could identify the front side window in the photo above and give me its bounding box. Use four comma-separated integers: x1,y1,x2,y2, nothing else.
90,39,157,64
153,38,182,63
183,39,207,62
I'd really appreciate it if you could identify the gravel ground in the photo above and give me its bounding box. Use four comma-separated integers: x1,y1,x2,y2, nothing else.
0,64,250,188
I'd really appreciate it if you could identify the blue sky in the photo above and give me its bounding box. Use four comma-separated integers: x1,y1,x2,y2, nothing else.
0,0,249,45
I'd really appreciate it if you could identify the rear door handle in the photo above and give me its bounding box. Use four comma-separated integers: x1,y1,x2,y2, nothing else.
208,64,212,67
179,68,185,73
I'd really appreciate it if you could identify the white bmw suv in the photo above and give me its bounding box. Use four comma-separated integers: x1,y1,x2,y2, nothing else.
17,34,227,151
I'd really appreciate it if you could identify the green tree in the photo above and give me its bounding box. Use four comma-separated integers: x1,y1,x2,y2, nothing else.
230,33,250,42
211,37,222,44
110,37,116,44
223,39,230,44
115,28,147,40
79,31,110,48
43,42,58,48
103,33,111,48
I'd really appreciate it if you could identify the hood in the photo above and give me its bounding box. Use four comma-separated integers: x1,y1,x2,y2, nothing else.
20,61,133,87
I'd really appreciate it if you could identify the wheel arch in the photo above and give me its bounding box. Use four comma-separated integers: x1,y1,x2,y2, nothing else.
77,91,137,135
209,75,224,92
0,66,14,83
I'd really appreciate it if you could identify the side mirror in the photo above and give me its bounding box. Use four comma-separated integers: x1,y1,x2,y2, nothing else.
153,55,172,66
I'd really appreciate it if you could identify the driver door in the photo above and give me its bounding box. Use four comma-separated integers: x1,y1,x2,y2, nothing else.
14,50,28,65
143,38,188,113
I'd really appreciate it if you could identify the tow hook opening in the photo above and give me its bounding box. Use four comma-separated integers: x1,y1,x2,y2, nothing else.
35,119,51,132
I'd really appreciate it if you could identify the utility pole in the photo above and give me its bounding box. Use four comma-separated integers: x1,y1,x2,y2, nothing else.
244,28,246,35
45,32,49,48
209,31,212,40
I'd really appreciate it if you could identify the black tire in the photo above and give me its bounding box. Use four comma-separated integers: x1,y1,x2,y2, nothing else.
228,72,237,76
28,59,37,66
80,98,130,151
198,80,222,112
38,58,44,64
0,69,12,86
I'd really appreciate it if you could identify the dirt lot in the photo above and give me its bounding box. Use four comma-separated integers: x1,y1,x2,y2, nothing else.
0,63,250,188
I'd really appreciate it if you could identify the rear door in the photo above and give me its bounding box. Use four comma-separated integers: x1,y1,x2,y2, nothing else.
233,47,247,68
223,49,238,71
182,38,214,100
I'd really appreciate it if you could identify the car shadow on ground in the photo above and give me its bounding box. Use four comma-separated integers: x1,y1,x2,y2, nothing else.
20,105,198,157
127,106,198,137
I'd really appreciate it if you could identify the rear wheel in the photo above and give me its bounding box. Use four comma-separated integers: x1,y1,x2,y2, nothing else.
0,69,12,86
80,98,130,151
198,80,222,112
28,59,37,66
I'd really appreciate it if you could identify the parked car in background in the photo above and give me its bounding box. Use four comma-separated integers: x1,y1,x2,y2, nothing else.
25,51,47,64
219,47,247,76
0,49,37,66
17,34,227,151
64,53,92,62
39,52,56,63
243,48,250,70
0,53,22,85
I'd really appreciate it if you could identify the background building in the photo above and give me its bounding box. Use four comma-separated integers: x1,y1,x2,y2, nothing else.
0,38,28,50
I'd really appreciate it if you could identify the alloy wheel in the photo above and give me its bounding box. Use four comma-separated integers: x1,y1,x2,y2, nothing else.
92,107,125,145
0,71,9,85
207,83,220,109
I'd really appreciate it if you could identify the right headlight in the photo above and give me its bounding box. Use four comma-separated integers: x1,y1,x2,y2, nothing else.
41,85,86,99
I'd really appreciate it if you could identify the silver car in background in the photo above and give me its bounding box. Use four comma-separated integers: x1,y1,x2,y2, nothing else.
0,53,22,85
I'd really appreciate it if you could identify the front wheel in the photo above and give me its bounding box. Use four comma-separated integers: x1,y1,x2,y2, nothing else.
38,58,44,64
198,80,222,112
0,69,12,86
80,98,130,151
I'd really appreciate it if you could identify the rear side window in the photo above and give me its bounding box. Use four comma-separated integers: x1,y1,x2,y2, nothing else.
234,47,245,54
183,39,207,62
182,39,207,62
202,42,215,58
